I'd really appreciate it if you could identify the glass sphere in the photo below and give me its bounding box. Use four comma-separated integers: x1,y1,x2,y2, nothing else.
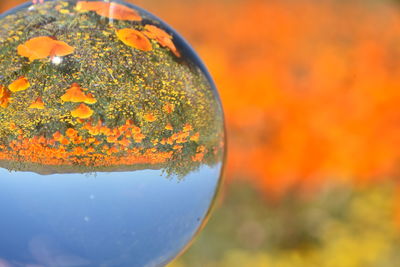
0,1,225,266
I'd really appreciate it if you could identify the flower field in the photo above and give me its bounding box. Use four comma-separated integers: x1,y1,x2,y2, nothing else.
3,0,400,266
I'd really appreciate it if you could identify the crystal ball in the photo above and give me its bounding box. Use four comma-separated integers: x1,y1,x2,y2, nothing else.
0,1,225,266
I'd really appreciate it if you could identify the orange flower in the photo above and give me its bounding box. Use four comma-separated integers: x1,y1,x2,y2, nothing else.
71,103,94,119
0,85,11,108
163,102,175,113
85,93,97,104
134,132,146,143
73,147,85,156
28,97,45,109
61,138,70,145
143,25,172,40
61,83,97,104
132,126,141,134
116,29,152,51
143,25,180,57
192,152,205,162
119,138,131,147
165,123,173,131
107,136,117,143
190,132,200,142
66,128,78,138
183,124,193,132
17,36,74,61
76,1,142,21
52,131,63,142
9,123,16,130
144,113,157,122
9,76,30,92
173,145,183,150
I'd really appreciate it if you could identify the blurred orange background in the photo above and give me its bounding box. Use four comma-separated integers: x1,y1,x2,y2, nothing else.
3,0,400,266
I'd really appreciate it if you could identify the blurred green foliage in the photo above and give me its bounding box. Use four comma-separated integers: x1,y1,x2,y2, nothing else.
170,182,400,267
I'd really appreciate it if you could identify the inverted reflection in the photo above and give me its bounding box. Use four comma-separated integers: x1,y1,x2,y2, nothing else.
0,0,225,266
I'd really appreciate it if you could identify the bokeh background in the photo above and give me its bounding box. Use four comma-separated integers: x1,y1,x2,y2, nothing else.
3,0,400,266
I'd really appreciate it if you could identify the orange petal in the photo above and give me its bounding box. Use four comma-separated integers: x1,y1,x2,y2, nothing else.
183,124,193,132
17,37,54,61
162,38,181,58
144,113,156,122
66,128,78,137
116,29,152,51
53,131,63,141
29,97,45,109
163,102,175,114
76,1,142,21
190,132,200,142
71,103,94,119
165,123,173,131
84,93,97,104
9,76,30,92
50,40,75,57
0,85,11,108
134,132,146,143
144,25,172,40
0,85,8,99
143,25,180,57
0,98,10,108
61,83,96,104
61,83,87,102
17,36,74,61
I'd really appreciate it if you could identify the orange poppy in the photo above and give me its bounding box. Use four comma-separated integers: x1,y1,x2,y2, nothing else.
28,97,45,109
132,126,141,134
71,103,94,119
85,93,97,104
163,102,175,113
119,138,131,147
192,152,205,162
61,138,70,145
76,1,142,21
173,145,183,150
9,123,16,130
61,83,97,104
134,132,146,143
165,123,173,131
107,136,117,143
116,29,152,51
190,132,200,142
9,76,30,92
17,36,74,61
144,113,157,122
143,25,180,57
183,124,193,132
66,128,78,138
0,86,11,108
52,131,63,142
